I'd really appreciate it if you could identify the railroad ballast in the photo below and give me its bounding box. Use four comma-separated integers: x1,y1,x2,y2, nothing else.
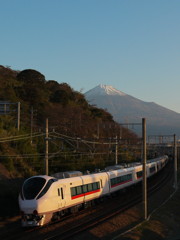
19,155,169,227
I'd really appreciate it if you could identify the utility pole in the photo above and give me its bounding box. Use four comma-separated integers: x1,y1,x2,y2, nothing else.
76,137,80,150
174,134,178,190
17,102,20,131
4,103,7,114
115,136,118,165
45,118,49,175
142,118,147,220
30,107,33,145
97,123,100,139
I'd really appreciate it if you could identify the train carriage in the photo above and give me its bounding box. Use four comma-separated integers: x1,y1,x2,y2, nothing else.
134,165,143,182
147,162,157,177
107,167,135,193
19,155,169,227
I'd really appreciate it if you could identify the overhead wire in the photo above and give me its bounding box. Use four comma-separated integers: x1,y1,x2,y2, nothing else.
0,130,140,160
50,132,118,145
0,132,46,142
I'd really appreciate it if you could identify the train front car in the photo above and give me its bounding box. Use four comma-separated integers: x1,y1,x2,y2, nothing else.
19,175,57,227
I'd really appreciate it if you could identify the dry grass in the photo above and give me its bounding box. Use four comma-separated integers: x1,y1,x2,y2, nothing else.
119,179,180,240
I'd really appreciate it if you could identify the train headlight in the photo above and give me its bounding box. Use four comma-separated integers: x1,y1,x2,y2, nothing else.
33,210,38,215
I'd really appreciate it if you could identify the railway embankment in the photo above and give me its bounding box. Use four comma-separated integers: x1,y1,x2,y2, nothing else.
110,171,180,240
124,175,180,240
74,167,179,240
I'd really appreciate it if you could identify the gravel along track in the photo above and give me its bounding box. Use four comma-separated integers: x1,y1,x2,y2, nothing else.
0,162,173,240
45,162,174,240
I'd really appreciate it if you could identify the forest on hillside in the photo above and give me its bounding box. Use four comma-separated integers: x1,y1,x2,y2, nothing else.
0,65,139,178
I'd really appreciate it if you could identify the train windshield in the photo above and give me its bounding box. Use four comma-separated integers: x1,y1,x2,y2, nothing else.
23,177,46,200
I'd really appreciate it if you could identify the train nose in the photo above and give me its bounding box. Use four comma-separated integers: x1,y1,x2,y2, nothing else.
19,199,38,214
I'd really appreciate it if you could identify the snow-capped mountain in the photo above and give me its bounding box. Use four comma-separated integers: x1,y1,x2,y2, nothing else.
85,84,126,96
85,84,180,137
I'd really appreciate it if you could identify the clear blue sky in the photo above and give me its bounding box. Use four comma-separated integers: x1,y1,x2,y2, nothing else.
1,0,180,113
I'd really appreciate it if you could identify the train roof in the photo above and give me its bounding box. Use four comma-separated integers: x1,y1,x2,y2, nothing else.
36,156,168,180
51,171,83,179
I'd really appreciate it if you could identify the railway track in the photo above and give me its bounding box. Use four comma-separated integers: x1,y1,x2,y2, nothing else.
1,162,174,240
40,162,174,240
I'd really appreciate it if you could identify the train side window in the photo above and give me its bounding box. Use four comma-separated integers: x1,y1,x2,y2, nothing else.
83,184,88,193
111,178,117,186
114,178,117,185
127,174,132,181
97,181,100,189
88,183,93,192
150,166,156,173
117,176,122,183
76,186,82,195
137,171,142,178
71,187,76,197
92,182,97,190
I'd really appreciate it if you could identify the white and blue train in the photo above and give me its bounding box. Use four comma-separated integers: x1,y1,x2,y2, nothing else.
19,155,168,227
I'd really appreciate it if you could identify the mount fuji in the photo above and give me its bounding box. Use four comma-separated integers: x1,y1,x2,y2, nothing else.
85,84,180,137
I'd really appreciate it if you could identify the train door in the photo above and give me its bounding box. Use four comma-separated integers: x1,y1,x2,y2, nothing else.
57,185,66,208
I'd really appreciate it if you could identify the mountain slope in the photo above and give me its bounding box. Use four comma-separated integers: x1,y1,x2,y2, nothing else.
85,85,180,136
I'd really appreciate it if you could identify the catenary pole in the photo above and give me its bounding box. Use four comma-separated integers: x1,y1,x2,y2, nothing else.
142,118,147,220
174,134,177,190
115,136,118,165
45,118,49,175
17,102,20,131
30,107,33,145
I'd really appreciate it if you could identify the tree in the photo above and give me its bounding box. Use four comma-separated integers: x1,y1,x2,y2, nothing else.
17,69,45,86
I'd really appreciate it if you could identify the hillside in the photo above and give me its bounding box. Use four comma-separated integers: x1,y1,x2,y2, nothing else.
0,66,138,139
0,66,138,178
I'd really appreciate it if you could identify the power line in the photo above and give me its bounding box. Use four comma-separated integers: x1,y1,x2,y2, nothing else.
0,132,46,142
